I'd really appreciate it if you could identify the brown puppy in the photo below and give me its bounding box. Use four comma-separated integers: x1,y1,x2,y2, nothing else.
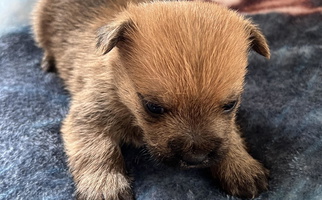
32,0,270,199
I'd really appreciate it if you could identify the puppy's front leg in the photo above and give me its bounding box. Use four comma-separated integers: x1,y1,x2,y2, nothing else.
61,97,133,200
211,128,269,198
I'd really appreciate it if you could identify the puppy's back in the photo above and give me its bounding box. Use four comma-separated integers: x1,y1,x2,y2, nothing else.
33,0,126,48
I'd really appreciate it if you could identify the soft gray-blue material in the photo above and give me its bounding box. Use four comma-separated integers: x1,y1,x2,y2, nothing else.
0,12,322,200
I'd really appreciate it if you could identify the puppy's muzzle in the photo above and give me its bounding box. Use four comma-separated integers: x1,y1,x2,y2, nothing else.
182,152,208,165
165,136,227,168
167,141,216,168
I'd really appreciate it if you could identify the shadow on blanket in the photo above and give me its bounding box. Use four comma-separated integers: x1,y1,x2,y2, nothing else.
0,11,321,200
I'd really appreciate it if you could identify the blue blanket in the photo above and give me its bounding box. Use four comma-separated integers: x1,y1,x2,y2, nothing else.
0,11,321,200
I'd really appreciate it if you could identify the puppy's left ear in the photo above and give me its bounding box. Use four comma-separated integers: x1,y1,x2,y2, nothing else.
248,24,270,59
96,19,135,55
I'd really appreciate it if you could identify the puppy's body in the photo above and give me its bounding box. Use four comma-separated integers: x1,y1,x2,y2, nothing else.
33,0,270,199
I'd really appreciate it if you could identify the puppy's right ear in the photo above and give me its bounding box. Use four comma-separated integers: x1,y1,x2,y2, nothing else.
96,19,135,55
247,24,270,59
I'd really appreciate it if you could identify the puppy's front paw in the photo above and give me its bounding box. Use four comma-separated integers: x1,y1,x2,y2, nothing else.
212,157,269,199
75,172,134,200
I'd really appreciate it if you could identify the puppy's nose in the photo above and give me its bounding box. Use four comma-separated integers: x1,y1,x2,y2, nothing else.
182,152,207,165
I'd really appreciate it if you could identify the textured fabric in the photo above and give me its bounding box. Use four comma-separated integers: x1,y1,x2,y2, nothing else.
0,3,322,200
213,0,322,15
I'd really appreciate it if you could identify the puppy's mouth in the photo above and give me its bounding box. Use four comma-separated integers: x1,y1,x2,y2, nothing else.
178,159,212,169
156,154,218,169
145,144,227,169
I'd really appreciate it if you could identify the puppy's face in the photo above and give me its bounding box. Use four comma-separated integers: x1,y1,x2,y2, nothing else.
97,2,270,168
134,86,242,168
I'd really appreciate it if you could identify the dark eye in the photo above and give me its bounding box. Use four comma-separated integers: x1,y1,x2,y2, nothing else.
222,100,237,112
144,101,165,115
138,93,166,117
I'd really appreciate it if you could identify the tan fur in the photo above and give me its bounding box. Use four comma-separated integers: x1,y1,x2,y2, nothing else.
32,0,270,199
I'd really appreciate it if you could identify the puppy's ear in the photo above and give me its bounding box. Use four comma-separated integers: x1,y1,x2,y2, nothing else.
96,19,134,55
248,24,270,59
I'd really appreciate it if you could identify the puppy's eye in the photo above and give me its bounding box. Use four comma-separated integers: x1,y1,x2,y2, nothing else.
144,101,165,115
138,93,166,117
222,100,237,112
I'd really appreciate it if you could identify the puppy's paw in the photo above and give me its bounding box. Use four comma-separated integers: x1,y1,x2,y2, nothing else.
212,157,269,199
75,172,134,200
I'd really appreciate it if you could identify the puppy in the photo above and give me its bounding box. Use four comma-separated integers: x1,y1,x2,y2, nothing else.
32,0,270,199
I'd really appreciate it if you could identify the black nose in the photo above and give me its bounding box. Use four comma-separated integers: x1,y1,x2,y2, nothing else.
182,152,207,165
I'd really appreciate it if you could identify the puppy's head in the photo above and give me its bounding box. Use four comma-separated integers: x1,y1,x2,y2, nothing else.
97,2,270,168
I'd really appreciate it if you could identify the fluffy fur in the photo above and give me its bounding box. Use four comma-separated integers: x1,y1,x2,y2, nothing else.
1,8,322,200
32,0,270,199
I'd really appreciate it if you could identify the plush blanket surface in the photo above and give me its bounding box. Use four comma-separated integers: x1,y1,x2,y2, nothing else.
0,1,321,200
